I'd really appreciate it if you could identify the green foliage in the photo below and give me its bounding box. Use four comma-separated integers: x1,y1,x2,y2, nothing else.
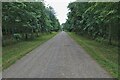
13,33,22,41
63,2,119,45
2,2,61,45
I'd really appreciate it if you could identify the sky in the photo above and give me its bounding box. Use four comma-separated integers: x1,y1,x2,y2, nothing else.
44,0,119,24
44,0,76,24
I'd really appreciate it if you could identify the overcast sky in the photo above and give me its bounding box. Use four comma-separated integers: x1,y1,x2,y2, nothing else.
44,0,76,24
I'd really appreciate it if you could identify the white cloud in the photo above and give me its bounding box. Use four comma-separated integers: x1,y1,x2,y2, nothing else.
44,0,76,24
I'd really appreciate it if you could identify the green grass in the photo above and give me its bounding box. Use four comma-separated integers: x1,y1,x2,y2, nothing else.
2,32,58,70
68,32,118,78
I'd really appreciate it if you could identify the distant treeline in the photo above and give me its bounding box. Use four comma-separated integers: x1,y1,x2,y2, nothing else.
63,2,120,45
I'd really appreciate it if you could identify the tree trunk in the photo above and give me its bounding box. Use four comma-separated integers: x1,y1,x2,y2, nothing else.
108,24,112,45
25,33,28,40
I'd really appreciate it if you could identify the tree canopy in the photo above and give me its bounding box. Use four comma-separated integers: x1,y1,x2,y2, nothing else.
2,2,61,39
2,2,61,46
63,2,119,45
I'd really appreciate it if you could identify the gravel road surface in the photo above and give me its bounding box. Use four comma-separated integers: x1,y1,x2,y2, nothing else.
3,31,112,78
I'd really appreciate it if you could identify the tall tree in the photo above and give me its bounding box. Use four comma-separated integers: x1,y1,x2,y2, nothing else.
64,2,119,45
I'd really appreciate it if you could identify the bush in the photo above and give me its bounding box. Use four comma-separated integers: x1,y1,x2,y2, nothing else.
2,36,17,46
13,33,22,41
95,37,104,43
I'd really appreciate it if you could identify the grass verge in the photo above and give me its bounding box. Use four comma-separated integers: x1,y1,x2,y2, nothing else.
68,32,118,78
2,32,58,70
